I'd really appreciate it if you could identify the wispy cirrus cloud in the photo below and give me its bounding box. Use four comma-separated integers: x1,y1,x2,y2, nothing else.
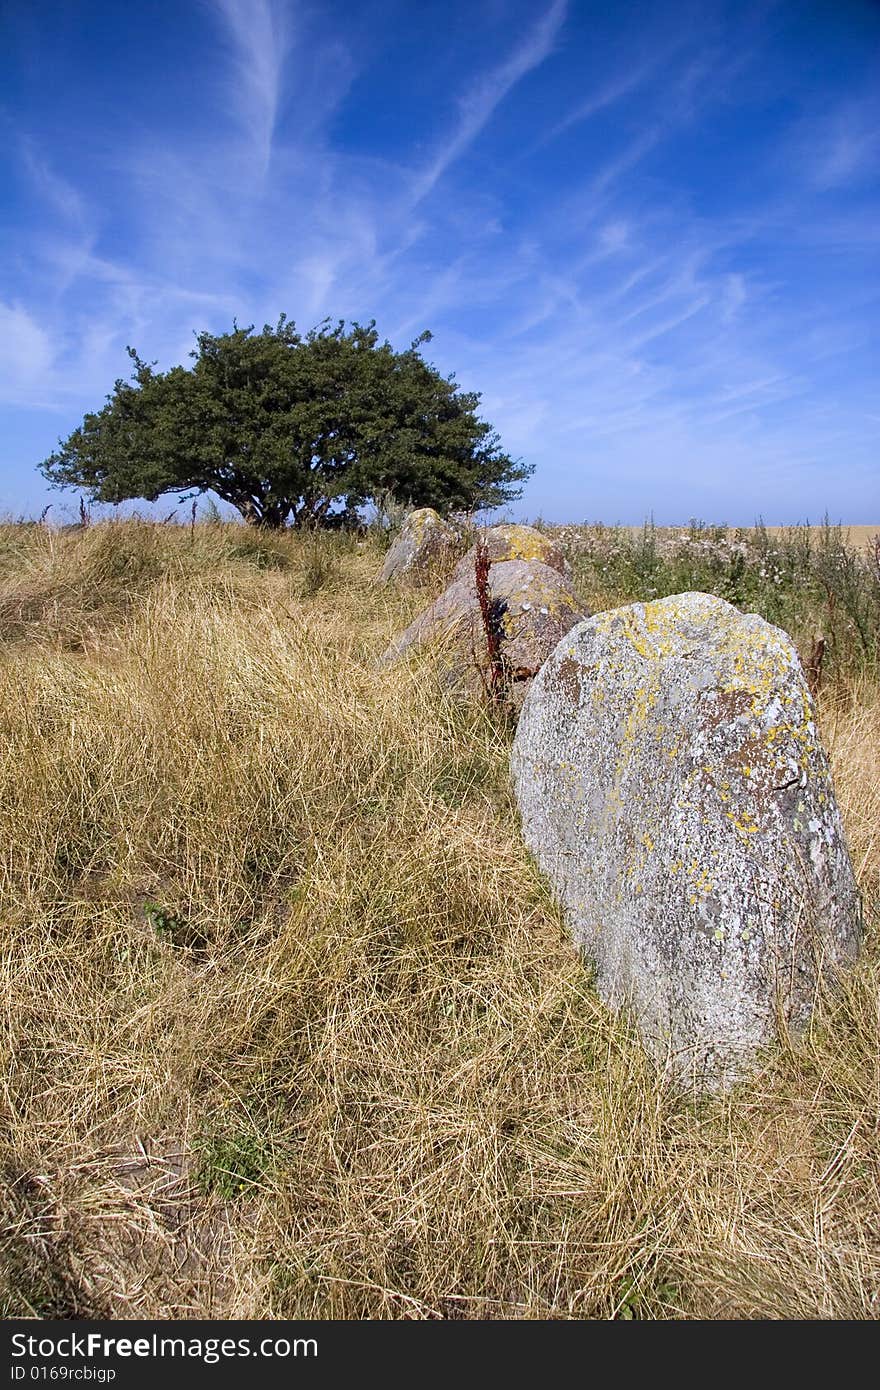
801,101,880,190
2,0,878,522
544,35,689,144
0,303,55,407
210,0,293,173
19,138,89,231
411,0,568,202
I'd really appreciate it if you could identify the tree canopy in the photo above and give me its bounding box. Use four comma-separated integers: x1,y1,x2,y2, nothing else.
40,318,531,527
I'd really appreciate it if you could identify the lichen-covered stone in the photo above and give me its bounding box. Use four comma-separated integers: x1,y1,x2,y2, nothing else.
378,508,464,585
511,592,862,1088
452,524,570,582
382,558,587,705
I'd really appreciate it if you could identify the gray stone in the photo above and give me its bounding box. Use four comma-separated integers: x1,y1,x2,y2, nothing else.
511,592,861,1088
452,524,570,584
377,508,464,585
382,557,587,705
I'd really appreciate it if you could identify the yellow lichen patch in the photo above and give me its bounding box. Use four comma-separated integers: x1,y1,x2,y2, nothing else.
616,595,797,713
725,809,760,837
408,507,443,537
487,524,564,567
610,675,661,799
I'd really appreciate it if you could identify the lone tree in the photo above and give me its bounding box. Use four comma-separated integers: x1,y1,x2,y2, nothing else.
40,318,531,527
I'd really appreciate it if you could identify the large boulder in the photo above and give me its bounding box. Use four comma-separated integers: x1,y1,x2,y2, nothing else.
382,557,587,704
511,592,861,1088
452,524,570,583
378,508,464,585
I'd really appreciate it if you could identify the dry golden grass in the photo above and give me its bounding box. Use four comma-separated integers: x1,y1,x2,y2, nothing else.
0,520,877,1319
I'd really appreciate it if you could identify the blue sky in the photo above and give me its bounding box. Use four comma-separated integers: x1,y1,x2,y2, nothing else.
1,0,878,523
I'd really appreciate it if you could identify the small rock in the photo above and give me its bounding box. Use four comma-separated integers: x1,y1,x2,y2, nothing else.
377,508,465,585
452,524,570,582
382,557,587,706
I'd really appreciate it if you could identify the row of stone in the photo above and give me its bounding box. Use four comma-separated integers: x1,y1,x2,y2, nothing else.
379,509,862,1091
379,510,583,705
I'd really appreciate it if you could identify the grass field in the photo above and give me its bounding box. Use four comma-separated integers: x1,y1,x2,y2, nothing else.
0,517,877,1319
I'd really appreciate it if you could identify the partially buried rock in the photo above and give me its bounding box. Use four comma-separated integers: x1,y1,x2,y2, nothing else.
511,592,862,1088
452,523,570,582
382,557,587,705
378,507,464,585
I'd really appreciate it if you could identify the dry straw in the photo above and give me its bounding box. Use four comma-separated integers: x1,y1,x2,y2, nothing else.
0,519,877,1318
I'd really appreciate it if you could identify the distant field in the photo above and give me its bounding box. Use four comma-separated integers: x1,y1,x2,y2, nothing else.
599,524,880,552
700,522,873,550
763,525,878,552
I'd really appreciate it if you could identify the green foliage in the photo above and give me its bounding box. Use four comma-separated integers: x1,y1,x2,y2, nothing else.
615,1272,682,1318
194,1090,291,1202
40,318,530,529
562,519,880,679
143,900,186,936
143,901,210,954
194,1118,276,1200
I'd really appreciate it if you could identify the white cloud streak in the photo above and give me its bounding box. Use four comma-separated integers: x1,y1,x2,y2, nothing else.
211,0,292,172
545,34,689,143
411,0,568,202
3,0,878,522
0,303,56,407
